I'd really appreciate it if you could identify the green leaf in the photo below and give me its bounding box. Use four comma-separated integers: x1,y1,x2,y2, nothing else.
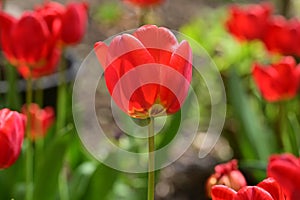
33,128,73,200
69,162,97,200
227,68,275,160
83,163,119,200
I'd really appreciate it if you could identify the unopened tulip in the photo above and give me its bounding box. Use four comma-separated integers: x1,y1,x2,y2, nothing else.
35,1,88,46
252,56,300,102
226,3,271,41
0,11,60,78
22,103,54,140
206,159,247,198
0,109,25,169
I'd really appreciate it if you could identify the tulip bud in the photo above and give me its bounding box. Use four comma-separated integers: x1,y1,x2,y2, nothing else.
206,159,247,198
0,108,25,169
21,103,54,141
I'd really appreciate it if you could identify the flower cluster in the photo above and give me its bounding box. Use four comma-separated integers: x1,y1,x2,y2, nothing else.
0,1,88,79
209,155,300,200
226,3,300,102
226,3,300,56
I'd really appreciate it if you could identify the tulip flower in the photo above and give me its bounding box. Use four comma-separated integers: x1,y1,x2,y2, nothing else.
211,178,285,200
123,0,164,7
0,108,25,169
262,16,300,56
267,153,300,200
206,159,247,198
94,25,192,119
0,11,61,79
226,3,271,41
35,1,88,46
252,56,300,102
22,103,55,140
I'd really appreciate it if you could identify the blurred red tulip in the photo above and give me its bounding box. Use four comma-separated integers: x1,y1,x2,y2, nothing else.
94,25,192,119
0,11,60,79
123,0,164,7
211,178,285,200
267,153,300,200
226,3,272,41
0,108,25,169
206,159,247,198
252,56,300,102
35,1,88,46
263,16,300,56
22,103,54,141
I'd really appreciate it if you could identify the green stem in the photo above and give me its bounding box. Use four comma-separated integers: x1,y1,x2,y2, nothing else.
35,80,44,107
57,54,69,200
5,63,21,110
56,54,67,132
138,8,148,26
147,117,155,200
281,0,291,18
25,76,33,200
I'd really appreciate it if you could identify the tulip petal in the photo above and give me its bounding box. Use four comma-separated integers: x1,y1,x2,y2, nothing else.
94,41,109,69
12,12,49,64
165,40,192,113
211,185,236,200
252,64,280,101
235,186,274,200
268,160,300,200
257,178,285,200
0,12,17,63
60,2,88,45
133,25,178,64
104,34,158,116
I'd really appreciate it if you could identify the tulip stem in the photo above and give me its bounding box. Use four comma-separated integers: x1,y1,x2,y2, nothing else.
56,54,67,132
35,80,44,107
25,75,33,200
147,117,155,200
138,8,148,26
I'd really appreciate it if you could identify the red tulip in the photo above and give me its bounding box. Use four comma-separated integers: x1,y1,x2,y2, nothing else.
22,103,54,140
35,1,88,46
252,56,300,102
211,178,285,200
206,159,247,198
123,0,164,7
267,153,300,200
263,16,300,56
94,25,192,119
0,11,60,79
226,3,272,41
0,108,25,169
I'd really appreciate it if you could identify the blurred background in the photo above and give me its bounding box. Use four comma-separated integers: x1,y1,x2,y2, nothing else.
1,0,300,199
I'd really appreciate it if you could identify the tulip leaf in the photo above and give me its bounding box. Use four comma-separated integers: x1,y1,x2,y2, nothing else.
83,163,119,200
33,127,73,200
227,68,275,160
69,162,97,200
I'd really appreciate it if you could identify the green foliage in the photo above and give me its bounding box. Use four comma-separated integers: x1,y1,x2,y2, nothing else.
94,2,122,25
